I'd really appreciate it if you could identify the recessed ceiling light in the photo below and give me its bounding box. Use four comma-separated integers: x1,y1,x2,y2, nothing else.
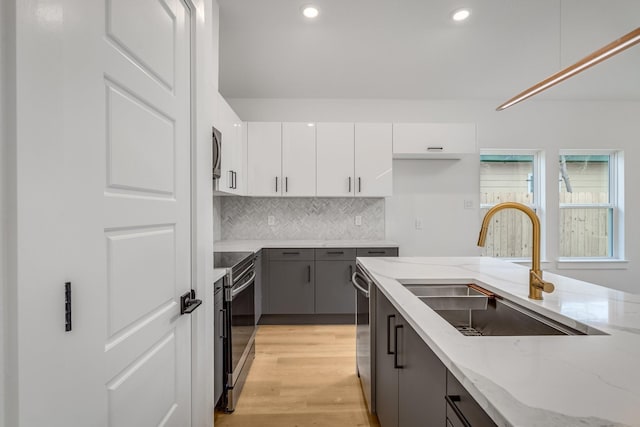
452,8,471,22
307,123,315,127
302,6,319,19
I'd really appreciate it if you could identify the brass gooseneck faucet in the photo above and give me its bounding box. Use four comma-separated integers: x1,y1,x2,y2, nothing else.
477,202,555,300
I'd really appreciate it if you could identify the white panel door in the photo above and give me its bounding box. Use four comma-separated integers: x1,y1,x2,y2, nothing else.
355,123,393,197
104,0,192,426
247,122,282,196
316,123,355,197
282,122,316,197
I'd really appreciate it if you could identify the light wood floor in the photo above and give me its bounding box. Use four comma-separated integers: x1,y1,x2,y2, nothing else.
214,324,380,427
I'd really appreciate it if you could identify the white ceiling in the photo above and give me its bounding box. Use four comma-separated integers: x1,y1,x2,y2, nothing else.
218,0,640,101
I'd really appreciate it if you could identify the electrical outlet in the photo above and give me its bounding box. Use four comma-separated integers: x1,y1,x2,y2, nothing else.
268,215,275,226
355,215,362,226
415,218,423,230
464,200,474,209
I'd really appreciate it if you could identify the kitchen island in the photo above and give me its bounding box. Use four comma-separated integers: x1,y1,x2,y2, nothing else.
358,256,640,427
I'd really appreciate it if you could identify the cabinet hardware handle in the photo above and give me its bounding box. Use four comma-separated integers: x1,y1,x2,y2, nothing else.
327,251,344,255
348,177,351,193
282,251,300,255
445,395,471,427
358,177,362,193
307,265,311,283
233,171,237,189
368,250,386,255
394,324,403,369
220,308,227,338
65,282,72,332
275,176,278,193
386,314,395,354
285,176,288,193
349,264,353,280
427,146,444,151
228,171,234,189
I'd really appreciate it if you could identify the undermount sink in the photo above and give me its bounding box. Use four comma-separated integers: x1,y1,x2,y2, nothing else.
401,283,607,337
405,285,489,311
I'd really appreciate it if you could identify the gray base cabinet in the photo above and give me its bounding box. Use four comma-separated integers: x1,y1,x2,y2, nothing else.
375,288,496,427
268,260,315,314
446,372,497,427
315,260,356,313
264,247,398,318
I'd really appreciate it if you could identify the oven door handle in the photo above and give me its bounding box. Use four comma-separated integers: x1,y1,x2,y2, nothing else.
351,271,370,298
231,271,256,300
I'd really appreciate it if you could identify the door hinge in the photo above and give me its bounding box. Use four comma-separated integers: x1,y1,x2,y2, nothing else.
180,289,202,315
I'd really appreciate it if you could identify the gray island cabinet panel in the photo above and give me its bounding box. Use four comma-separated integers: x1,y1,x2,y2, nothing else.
268,260,315,314
398,323,446,427
375,287,496,427
376,287,400,427
376,288,446,427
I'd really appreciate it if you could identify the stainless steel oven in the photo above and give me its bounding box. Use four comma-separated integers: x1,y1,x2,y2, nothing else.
352,264,376,413
215,251,257,413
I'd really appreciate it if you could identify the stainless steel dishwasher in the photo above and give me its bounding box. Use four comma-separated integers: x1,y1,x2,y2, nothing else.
352,264,376,413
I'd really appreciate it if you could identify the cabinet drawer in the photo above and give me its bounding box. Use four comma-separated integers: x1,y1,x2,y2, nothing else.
356,247,398,257
315,248,356,261
268,248,315,261
446,371,497,427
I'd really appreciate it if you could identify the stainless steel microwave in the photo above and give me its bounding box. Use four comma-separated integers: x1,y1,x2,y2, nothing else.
212,126,221,179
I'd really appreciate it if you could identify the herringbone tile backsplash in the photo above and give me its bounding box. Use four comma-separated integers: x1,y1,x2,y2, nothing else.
216,197,385,240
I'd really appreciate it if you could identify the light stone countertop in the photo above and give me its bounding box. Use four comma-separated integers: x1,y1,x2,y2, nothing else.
214,239,399,253
357,256,640,427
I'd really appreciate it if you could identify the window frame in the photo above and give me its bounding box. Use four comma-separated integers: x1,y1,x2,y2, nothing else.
558,150,624,261
479,149,545,261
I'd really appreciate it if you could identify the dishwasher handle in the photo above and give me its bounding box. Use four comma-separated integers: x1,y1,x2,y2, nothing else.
351,271,370,298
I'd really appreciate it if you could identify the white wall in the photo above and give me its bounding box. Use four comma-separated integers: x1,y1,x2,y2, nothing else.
1,1,17,426
229,98,640,293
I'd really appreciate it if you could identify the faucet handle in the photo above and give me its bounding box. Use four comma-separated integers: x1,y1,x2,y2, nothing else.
531,270,555,293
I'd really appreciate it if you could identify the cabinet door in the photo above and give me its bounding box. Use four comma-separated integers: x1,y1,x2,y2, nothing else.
268,261,315,314
316,123,355,197
248,122,282,196
315,260,356,314
217,94,237,193
282,122,316,196
375,289,399,427
398,324,446,427
355,123,393,197
392,123,476,159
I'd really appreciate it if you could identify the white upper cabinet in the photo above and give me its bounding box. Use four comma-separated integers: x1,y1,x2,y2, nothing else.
355,123,393,197
247,122,282,196
392,123,477,159
216,94,244,194
316,123,355,197
282,122,317,197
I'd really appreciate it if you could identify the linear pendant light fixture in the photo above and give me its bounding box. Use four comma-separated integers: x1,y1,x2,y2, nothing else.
497,27,640,111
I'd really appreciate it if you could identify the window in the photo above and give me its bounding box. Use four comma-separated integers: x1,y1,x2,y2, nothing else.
559,152,621,259
480,151,542,258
